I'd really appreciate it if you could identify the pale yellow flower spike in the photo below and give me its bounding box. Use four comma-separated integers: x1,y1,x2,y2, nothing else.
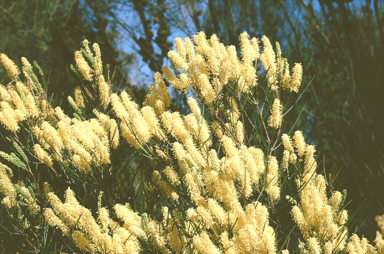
228,97,240,124
293,130,306,157
185,173,203,204
240,31,254,66
304,144,317,175
196,206,214,228
289,153,297,164
211,121,223,139
346,234,376,254
251,37,260,60
98,207,110,234
112,92,151,148
26,92,39,117
375,231,384,254
162,66,182,90
185,137,205,168
21,57,32,69
175,37,186,60
141,106,165,140
184,115,199,141
74,86,85,108
268,98,282,128
168,50,188,71
171,112,189,144
72,230,94,252
180,73,191,91
282,150,290,169
207,198,227,225
0,101,20,132
282,133,295,153
198,74,215,104
144,73,171,115
220,60,231,85
308,237,321,254
209,34,221,53
10,90,27,118
184,37,196,61
155,72,171,108
196,54,209,77
0,54,20,80
120,90,139,116
207,46,220,75
92,43,103,76
40,121,63,150
193,231,221,254
111,93,128,120
72,155,92,174
160,111,173,135
290,63,303,93
82,39,93,58
376,214,384,235
98,75,110,105
74,51,93,81
34,144,53,167
193,31,210,56
164,166,180,186
109,119,119,149
44,208,69,236
227,45,240,77
276,42,283,76
236,121,244,144
260,36,277,89
0,170,17,208
187,97,201,120
0,85,11,101
292,205,307,233
114,204,143,233
221,135,238,158
266,155,280,201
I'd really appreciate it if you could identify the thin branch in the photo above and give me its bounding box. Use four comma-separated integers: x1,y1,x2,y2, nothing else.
278,0,304,64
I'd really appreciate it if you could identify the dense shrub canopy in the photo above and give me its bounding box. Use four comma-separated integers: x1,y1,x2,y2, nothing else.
0,31,383,253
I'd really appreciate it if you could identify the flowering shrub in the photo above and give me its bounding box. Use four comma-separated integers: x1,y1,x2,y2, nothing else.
0,32,383,253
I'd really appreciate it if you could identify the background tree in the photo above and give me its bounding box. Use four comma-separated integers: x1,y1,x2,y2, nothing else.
0,0,145,102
